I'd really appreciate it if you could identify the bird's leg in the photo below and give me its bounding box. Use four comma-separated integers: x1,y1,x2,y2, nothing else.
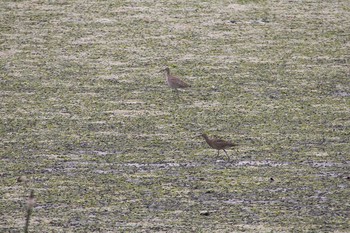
172,88,179,99
223,149,230,162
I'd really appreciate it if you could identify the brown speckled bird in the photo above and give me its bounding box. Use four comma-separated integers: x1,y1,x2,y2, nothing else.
161,67,190,92
201,133,236,161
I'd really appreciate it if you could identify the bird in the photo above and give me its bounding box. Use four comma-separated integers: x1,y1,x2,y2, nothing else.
160,67,190,93
201,133,236,161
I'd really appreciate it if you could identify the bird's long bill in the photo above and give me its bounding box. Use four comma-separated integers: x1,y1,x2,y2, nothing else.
159,69,165,73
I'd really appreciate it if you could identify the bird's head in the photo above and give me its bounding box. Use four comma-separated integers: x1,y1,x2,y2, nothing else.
159,67,170,73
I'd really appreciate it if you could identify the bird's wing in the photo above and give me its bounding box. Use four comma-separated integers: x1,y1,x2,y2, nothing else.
214,139,234,147
214,139,228,144
170,76,190,88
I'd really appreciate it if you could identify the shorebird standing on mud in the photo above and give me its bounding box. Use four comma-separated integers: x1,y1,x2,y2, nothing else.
160,67,191,94
201,133,236,161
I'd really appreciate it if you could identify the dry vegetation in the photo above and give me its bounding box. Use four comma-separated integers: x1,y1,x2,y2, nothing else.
1,0,349,232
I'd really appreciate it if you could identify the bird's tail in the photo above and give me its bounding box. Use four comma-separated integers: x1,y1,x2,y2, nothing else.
228,142,237,147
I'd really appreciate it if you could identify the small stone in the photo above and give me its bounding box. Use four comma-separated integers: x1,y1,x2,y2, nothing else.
17,176,28,183
200,210,210,216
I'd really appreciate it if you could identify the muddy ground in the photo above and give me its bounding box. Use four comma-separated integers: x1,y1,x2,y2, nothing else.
1,0,349,232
